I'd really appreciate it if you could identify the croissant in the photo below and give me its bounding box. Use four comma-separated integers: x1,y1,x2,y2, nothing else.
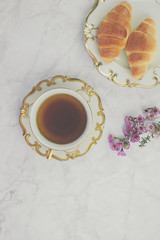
126,18,157,80
97,2,132,63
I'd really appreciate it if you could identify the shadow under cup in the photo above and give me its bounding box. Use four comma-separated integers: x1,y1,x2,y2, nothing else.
30,89,92,150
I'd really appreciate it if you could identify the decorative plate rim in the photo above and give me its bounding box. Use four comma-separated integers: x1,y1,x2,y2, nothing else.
84,0,160,88
19,75,105,161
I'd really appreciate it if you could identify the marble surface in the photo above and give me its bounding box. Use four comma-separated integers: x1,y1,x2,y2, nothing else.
0,0,160,239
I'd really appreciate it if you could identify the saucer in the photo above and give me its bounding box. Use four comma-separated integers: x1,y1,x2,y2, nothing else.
19,75,105,160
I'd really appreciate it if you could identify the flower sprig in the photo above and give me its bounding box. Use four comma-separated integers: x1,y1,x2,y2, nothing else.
108,107,160,156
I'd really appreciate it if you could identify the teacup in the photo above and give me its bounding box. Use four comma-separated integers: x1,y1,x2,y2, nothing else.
30,88,92,150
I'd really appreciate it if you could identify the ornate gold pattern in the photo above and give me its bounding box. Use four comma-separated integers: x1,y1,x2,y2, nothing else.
19,75,105,161
84,0,160,88
81,84,94,96
66,150,80,160
20,103,29,118
84,23,97,40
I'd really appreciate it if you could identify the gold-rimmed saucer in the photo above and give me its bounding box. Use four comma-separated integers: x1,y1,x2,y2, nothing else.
19,75,105,161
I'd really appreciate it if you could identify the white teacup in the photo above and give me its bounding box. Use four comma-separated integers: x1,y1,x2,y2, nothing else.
30,88,92,150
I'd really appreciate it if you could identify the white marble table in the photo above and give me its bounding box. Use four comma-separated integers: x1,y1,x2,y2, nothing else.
1,0,160,239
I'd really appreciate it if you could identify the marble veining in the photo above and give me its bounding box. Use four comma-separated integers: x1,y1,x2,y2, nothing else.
0,0,160,239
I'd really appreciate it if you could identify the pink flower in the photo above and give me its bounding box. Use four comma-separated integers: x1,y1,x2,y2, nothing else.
152,107,160,116
108,134,114,143
124,116,134,123
132,127,138,134
137,115,145,123
117,141,124,148
146,116,150,120
126,121,134,131
137,125,145,134
131,134,140,143
146,123,155,132
123,129,131,137
124,141,130,149
149,113,155,119
115,144,121,151
146,114,155,120
109,142,120,151
109,142,116,151
118,150,126,156
108,107,160,156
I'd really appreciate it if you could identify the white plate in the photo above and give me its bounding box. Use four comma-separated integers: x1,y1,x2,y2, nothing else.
84,0,160,88
19,75,105,161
